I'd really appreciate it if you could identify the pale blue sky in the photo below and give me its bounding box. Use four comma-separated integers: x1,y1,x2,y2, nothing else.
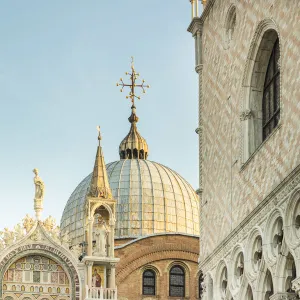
0,1,199,230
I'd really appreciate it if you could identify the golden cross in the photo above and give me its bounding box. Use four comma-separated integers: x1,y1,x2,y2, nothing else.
116,57,150,106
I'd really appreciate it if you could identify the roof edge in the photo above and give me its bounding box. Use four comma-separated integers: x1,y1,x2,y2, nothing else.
114,232,199,249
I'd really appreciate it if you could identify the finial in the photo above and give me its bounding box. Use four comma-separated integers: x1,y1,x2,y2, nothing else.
33,168,45,221
116,57,150,106
96,125,102,145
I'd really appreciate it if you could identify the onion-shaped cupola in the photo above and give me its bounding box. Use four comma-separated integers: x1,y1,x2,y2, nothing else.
116,57,150,160
119,105,149,159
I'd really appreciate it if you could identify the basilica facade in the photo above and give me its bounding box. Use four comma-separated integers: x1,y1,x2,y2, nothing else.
0,60,201,299
188,0,300,299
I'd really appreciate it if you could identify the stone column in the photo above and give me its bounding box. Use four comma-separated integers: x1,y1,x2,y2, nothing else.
270,292,298,300
108,263,116,289
88,216,94,256
77,262,86,300
109,219,115,257
86,261,94,289
190,0,195,19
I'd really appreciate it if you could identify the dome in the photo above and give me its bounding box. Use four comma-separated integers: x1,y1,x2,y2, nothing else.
119,105,149,159
60,159,199,245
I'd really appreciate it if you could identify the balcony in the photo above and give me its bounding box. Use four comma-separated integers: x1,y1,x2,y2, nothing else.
86,286,117,300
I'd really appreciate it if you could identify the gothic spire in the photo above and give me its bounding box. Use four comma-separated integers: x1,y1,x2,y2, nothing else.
88,126,112,199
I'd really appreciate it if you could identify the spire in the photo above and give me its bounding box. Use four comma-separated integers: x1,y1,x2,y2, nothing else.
116,58,150,160
88,126,112,199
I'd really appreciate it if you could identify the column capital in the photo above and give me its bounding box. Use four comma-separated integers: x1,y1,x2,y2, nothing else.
270,292,298,300
85,261,94,267
109,263,117,269
187,17,203,36
293,277,300,297
195,64,203,74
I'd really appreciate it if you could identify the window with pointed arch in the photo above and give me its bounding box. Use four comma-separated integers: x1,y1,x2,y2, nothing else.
169,265,185,297
262,37,280,141
243,28,281,160
142,269,156,295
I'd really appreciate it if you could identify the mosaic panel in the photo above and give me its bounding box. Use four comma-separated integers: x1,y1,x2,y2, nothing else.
3,255,71,299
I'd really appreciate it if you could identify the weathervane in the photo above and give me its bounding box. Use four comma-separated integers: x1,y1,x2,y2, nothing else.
116,57,150,106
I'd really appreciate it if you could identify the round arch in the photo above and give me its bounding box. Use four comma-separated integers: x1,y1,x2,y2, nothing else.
167,261,190,298
0,245,80,300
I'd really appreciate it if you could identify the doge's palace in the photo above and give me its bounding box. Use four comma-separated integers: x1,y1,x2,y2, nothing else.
188,0,300,299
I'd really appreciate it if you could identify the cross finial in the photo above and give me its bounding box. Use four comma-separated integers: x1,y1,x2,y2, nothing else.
96,125,102,145
116,57,150,106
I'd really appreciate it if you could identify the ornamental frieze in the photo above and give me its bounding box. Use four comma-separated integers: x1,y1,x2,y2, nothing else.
200,166,300,274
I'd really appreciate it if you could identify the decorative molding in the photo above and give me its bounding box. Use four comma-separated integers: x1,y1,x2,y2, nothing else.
292,277,300,297
187,17,203,36
270,292,298,300
239,109,253,121
0,243,80,300
195,64,203,74
200,164,300,273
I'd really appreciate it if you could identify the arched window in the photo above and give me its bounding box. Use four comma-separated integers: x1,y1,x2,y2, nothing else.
169,265,185,297
142,270,156,295
262,38,280,141
199,272,204,298
242,24,281,161
263,269,274,300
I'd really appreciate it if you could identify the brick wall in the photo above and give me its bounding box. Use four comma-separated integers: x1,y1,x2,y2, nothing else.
115,234,200,299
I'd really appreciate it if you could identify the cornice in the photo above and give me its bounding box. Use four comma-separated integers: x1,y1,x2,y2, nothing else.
187,0,216,35
115,232,199,249
200,0,216,23
187,17,203,36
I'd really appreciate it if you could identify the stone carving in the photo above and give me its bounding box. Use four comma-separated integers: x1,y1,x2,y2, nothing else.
270,292,298,300
89,186,112,199
30,228,43,242
43,216,56,232
0,239,5,251
0,228,14,246
14,223,24,240
51,225,61,243
201,167,300,274
70,244,82,260
292,277,300,297
33,168,45,200
23,214,35,233
33,168,45,220
61,230,71,248
42,216,61,243
240,109,253,121
93,215,109,257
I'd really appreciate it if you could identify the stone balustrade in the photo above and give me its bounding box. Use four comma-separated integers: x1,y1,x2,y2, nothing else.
86,286,117,300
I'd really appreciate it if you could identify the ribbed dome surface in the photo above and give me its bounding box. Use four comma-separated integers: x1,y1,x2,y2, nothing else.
60,159,199,245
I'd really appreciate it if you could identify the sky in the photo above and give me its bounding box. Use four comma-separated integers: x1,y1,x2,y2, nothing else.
0,1,199,230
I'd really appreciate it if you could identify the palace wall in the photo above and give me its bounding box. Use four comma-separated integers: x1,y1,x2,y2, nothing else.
196,0,300,260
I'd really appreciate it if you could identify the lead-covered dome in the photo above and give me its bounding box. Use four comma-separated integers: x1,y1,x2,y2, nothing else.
60,159,199,245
